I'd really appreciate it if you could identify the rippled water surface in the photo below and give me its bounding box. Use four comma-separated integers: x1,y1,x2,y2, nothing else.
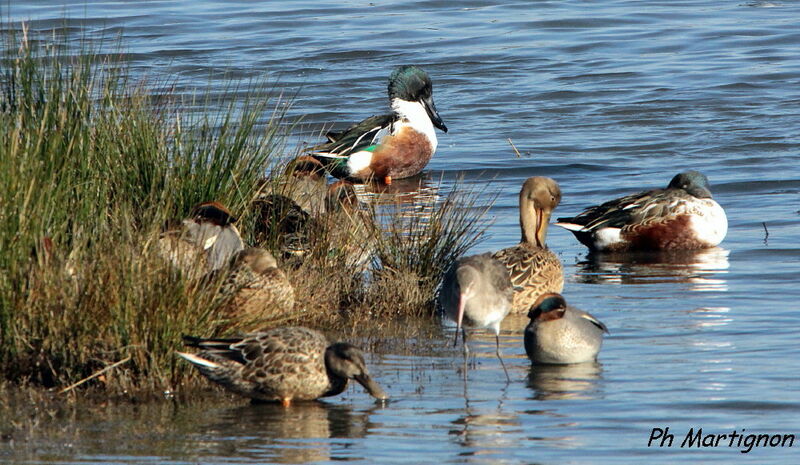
3,1,800,463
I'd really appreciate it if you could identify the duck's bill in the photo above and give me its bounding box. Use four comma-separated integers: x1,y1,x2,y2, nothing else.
354,373,389,400
422,95,448,133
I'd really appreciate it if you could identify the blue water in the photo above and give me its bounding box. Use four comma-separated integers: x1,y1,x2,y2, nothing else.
3,1,800,464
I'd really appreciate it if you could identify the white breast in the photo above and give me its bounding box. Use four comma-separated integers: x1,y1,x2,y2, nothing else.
689,199,728,246
390,98,438,152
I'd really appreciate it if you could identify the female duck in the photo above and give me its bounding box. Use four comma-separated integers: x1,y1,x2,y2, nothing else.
556,170,727,251
524,293,608,364
178,327,388,406
492,177,564,313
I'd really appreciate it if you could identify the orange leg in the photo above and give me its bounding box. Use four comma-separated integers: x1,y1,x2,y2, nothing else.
281,397,292,408
383,175,392,185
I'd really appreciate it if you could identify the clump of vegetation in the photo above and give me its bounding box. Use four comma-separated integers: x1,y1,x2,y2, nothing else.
0,24,494,397
362,183,495,318
0,25,285,392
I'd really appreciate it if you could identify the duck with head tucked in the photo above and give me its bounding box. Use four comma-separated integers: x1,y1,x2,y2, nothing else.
555,170,727,252
310,65,448,185
178,326,388,407
158,201,245,277
216,247,295,330
492,177,564,313
524,293,608,364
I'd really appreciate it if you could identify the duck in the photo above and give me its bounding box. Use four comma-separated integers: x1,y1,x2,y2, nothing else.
318,181,374,270
438,253,514,380
555,170,727,252
524,293,608,364
177,326,389,406
262,156,328,216
217,247,296,329
158,201,244,276
491,177,564,313
310,65,448,185
251,193,313,260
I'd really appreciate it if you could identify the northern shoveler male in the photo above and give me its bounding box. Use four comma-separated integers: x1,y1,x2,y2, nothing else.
555,170,727,252
524,293,608,364
177,326,389,406
310,65,448,185
492,177,564,313
439,253,514,381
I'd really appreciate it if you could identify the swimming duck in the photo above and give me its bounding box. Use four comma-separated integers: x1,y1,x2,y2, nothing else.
492,177,564,313
178,326,388,406
555,170,727,251
439,253,514,380
524,293,608,364
218,247,296,328
310,65,448,184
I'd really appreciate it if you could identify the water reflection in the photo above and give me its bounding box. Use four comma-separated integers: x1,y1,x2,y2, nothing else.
526,362,603,401
449,381,523,464
573,247,729,291
352,174,442,232
194,402,372,463
354,173,441,208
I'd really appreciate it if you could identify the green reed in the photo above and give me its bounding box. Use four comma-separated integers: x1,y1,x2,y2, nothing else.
0,24,494,395
0,24,286,390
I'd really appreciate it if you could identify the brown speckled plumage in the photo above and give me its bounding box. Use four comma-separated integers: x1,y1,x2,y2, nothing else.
178,327,388,406
493,243,563,313
219,248,295,328
492,177,564,313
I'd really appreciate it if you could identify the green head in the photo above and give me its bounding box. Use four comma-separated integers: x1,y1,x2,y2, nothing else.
527,293,568,321
388,65,447,132
389,66,432,101
668,170,712,199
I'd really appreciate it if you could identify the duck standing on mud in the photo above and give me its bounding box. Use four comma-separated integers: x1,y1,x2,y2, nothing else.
310,65,448,185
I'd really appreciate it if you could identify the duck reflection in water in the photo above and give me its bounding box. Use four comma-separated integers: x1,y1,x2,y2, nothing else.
526,362,604,401
574,247,729,291
191,402,374,463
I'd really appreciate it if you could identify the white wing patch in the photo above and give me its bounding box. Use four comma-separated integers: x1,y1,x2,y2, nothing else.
593,227,622,249
346,150,374,174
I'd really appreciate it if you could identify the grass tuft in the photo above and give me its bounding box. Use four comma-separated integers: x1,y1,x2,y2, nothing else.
0,24,287,391
0,24,495,396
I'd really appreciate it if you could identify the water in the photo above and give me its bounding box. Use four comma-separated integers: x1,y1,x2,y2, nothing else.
3,1,800,463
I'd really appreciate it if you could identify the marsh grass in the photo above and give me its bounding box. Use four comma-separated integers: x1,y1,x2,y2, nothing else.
0,25,286,391
361,181,496,319
0,24,495,396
